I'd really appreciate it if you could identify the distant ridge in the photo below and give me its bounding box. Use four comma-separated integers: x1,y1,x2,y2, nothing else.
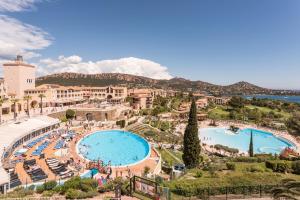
36,72,298,95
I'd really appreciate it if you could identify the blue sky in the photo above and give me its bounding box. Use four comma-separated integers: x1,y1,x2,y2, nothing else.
0,0,300,89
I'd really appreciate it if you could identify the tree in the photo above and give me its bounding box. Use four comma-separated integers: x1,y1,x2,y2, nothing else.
182,97,201,168
23,95,32,117
10,98,19,120
66,109,76,120
228,96,245,109
272,179,300,200
38,94,46,114
66,109,76,126
286,112,300,137
0,97,7,124
249,130,254,157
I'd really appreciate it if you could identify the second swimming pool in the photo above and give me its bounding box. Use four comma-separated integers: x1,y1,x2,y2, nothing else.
200,128,295,154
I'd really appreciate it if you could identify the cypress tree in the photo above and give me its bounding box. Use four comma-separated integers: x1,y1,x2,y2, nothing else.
182,98,201,168
249,130,254,157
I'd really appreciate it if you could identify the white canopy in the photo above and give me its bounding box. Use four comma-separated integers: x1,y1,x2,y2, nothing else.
0,116,59,185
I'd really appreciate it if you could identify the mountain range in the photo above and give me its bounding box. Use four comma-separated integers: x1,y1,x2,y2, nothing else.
36,72,298,95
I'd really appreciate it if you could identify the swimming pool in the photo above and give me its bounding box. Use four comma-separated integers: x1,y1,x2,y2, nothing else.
77,130,150,166
200,128,296,154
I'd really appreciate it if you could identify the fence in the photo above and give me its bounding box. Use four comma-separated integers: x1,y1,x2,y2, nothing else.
170,185,277,200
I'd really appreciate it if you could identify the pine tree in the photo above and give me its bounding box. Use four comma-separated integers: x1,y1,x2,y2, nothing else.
182,98,201,168
249,130,254,157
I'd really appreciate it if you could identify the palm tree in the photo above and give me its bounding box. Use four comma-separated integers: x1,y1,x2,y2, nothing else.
10,98,19,121
23,95,32,117
38,94,46,114
272,179,300,200
0,97,7,124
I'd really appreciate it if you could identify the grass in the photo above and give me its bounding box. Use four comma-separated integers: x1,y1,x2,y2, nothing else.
165,162,300,188
208,106,230,119
158,148,183,166
246,105,291,119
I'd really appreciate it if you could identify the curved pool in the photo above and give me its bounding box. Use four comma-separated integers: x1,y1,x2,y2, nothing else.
200,128,296,154
77,130,150,166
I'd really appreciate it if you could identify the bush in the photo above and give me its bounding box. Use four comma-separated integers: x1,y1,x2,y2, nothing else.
233,157,259,163
226,162,236,171
248,165,264,172
66,109,76,119
60,177,98,194
194,170,203,178
265,160,291,173
42,190,55,197
27,185,35,191
292,160,300,174
36,185,44,194
43,180,57,191
65,189,81,199
53,185,63,194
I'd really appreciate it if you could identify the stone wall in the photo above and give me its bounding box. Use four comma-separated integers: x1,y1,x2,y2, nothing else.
48,108,118,121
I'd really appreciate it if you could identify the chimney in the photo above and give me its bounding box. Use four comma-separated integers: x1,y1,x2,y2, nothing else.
16,55,23,62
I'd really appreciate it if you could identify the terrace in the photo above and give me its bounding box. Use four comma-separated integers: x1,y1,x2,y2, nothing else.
0,116,60,193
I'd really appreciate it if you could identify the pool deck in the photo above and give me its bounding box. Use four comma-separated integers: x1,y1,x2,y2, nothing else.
69,126,161,178
11,126,160,185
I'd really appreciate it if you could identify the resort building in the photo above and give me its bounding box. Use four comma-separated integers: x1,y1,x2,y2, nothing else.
82,86,127,103
25,84,85,108
206,96,230,105
128,89,153,109
3,56,35,99
196,98,208,109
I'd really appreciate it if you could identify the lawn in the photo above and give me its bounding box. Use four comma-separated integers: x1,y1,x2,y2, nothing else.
158,148,183,166
246,105,291,119
165,162,300,189
208,106,230,119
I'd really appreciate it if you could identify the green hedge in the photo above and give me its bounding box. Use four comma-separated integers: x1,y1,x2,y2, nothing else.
292,160,300,174
265,160,292,172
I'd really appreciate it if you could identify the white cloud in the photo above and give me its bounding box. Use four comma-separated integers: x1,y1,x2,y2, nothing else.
0,15,52,59
37,55,173,80
0,0,40,12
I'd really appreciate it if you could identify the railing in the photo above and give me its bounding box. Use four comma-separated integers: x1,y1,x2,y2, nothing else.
170,184,277,200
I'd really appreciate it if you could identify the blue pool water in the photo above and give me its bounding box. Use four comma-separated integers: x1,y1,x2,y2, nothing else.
77,130,150,166
200,128,295,154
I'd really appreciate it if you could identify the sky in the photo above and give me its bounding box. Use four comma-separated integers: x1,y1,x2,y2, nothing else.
0,0,300,89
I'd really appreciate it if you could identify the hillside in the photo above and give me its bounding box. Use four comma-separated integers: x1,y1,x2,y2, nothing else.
36,72,297,95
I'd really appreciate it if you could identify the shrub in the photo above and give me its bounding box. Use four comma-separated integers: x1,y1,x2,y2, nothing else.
248,165,264,172
79,190,98,198
226,162,236,171
194,170,203,178
36,185,44,194
80,178,98,192
265,160,291,173
65,189,81,199
42,190,55,197
43,180,57,191
233,157,259,163
66,109,76,119
143,166,150,176
292,160,300,174
27,185,35,191
53,185,63,194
